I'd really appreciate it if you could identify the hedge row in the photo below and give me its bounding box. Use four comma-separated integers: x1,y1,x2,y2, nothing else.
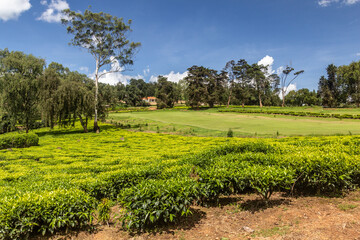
0,133,39,149
218,108,360,119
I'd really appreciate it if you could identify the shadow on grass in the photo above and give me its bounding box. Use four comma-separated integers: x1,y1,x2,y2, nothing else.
199,195,243,208
128,207,206,237
36,124,117,137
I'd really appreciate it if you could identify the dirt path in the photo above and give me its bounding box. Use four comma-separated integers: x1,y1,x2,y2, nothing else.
34,191,360,240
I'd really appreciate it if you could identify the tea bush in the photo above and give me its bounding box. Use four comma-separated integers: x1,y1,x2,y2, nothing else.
1,124,360,237
0,189,95,239
119,178,197,230
0,133,39,149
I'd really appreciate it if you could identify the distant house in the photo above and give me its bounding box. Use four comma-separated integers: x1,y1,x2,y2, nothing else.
142,96,157,105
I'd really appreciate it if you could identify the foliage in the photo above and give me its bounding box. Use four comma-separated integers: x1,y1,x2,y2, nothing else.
246,165,294,200
227,128,233,137
1,123,360,235
155,76,178,109
0,189,96,239
0,50,45,133
285,88,321,106
97,198,111,225
184,65,226,109
119,178,196,230
0,133,39,149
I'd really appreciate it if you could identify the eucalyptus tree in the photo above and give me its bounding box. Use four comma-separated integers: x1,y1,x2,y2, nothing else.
0,51,44,133
223,60,237,107
62,9,140,133
279,66,304,107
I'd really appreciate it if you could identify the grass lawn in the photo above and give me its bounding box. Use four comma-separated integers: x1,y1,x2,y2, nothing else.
109,109,360,137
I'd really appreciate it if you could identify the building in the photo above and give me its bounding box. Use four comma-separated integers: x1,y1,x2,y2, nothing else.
142,96,157,105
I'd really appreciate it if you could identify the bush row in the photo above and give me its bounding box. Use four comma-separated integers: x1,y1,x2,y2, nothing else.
0,133,39,149
219,108,360,119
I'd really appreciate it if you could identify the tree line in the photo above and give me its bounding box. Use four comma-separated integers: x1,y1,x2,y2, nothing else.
318,61,360,107
1,47,360,134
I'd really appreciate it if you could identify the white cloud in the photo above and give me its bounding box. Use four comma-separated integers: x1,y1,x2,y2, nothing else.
37,0,69,23
149,71,188,83
279,84,297,99
318,0,360,6
143,66,150,76
88,58,146,85
79,66,89,73
96,70,143,85
276,66,285,76
0,0,31,21
356,53,360,56
258,55,275,76
149,75,158,83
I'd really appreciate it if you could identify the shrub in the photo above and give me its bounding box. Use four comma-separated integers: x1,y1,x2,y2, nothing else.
0,133,39,149
244,165,295,200
0,189,96,239
119,178,197,230
227,128,233,137
97,198,111,225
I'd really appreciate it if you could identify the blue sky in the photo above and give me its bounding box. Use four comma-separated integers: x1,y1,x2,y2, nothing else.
1,0,360,91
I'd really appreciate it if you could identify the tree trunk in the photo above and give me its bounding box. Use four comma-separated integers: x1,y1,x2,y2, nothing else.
93,58,100,133
25,118,29,133
227,88,232,108
78,114,88,133
282,90,285,107
259,93,263,108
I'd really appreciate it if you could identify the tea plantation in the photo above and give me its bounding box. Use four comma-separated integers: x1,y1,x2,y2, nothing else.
1,123,360,238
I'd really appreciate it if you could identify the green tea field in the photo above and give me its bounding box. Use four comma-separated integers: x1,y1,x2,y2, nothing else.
1,119,360,239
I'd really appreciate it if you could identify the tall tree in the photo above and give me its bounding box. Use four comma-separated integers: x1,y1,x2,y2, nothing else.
223,60,236,107
248,63,267,108
338,61,360,107
184,66,208,109
318,64,338,107
279,66,304,107
39,65,62,128
62,9,140,133
232,59,252,107
0,51,44,133
206,69,226,107
124,79,146,106
155,76,178,109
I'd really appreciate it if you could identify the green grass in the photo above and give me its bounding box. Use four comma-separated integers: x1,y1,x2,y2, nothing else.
337,203,358,211
109,108,360,137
